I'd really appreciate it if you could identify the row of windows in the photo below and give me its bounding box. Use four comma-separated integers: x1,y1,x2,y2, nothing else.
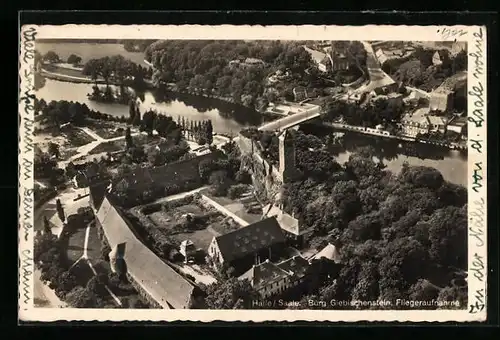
259,277,304,298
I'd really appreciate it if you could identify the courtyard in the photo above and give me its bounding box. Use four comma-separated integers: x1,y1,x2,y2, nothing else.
141,196,242,251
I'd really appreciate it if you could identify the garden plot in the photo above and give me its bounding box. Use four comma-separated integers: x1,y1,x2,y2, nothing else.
143,198,240,251
35,125,96,153
88,134,162,155
85,120,136,140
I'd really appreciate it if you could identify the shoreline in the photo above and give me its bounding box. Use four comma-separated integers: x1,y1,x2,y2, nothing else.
38,72,466,152
40,70,266,113
323,122,467,151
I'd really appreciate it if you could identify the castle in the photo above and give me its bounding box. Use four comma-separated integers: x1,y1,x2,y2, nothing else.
277,129,299,184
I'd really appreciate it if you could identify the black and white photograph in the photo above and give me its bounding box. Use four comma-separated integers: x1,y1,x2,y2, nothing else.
19,24,487,322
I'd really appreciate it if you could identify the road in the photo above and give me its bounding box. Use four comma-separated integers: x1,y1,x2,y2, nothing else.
353,41,396,94
258,109,321,132
58,128,141,168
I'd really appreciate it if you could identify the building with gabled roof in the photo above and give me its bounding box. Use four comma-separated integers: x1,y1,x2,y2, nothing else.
262,203,313,248
310,243,342,264
239,255,310,298
208,217,286,274
93,195,204,309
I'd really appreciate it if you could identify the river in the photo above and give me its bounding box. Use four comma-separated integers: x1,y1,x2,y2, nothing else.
36,42,149,66
34,41,467,187
36,79,264,135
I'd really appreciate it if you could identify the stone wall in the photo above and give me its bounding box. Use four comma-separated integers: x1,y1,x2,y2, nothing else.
238,135,282,202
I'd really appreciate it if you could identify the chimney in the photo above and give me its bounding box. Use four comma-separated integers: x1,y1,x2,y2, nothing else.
268,247,272,260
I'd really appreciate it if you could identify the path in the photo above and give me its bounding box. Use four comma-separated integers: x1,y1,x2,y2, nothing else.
200,194,250,227
353,41,396,94
34,269,67,308
149,186,210,205
58,127,141,168
77,222,123,307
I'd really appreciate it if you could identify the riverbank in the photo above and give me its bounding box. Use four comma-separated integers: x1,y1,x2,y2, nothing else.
324,122,467,151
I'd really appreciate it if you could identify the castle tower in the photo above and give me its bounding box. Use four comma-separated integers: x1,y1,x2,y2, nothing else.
278,129,297,183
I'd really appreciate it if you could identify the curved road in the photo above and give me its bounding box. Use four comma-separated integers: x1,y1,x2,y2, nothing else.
353,41,396,94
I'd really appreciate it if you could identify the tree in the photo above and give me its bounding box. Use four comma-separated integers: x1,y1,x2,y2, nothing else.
65,286,98,308
436,286,467,310
48,142,60,159
43,216,52,235
204,278,260,309
205,120,214,145
82,59,102,86
427,206,467,269
43,51,60,64
67,54,82,66
408,279,440,305
132,107,142,126
56,271,79,294
142,110,156,135
125,127,133,149
56,199,65,223
128,100,136,124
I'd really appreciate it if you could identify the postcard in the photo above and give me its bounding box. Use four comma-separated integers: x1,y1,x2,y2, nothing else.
19,24,487,322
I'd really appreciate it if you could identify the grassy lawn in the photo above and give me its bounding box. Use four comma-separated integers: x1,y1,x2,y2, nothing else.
86,225,102,261
201,187,263,224
146,202,225,250
42,64,88,78
59,148,79,161
88,134,161,155
69,259,95,287
85,120,130,140
66,228,87,265
89,140,125,154
61,125,97,147
210,219,241,235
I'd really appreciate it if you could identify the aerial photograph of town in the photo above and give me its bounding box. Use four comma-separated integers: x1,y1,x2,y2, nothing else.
32,38,468,310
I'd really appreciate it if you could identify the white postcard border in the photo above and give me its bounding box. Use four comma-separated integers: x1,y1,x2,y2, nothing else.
19,24,488,323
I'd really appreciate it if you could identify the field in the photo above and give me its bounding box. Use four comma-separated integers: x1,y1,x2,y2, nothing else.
62,126,97,147
89,140,125,154
85,120,134,139
144,199,240,250
42,64,89,79
65,227,87,265
200,187,263,224
88,134,161,155
35,125,96,154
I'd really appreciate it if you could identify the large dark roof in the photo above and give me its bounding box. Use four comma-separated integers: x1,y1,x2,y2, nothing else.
96,196,197,309
114,152,217,190
239,259,290,291
277,255,310,279
239,255,310,291
215,217,285,263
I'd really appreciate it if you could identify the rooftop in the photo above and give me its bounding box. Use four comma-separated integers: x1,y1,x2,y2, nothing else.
303,46,328,64
239,259,291,291
214,217,286,263
239,255,310,290
263,204,305,236
427,115,447,126
311,243,341,264
95,196,198,309
402,107,430,124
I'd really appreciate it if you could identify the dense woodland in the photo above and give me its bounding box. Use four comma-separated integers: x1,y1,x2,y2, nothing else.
236,128,467,309
284,145,467,308
144,40,366,109
383,47,467,92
